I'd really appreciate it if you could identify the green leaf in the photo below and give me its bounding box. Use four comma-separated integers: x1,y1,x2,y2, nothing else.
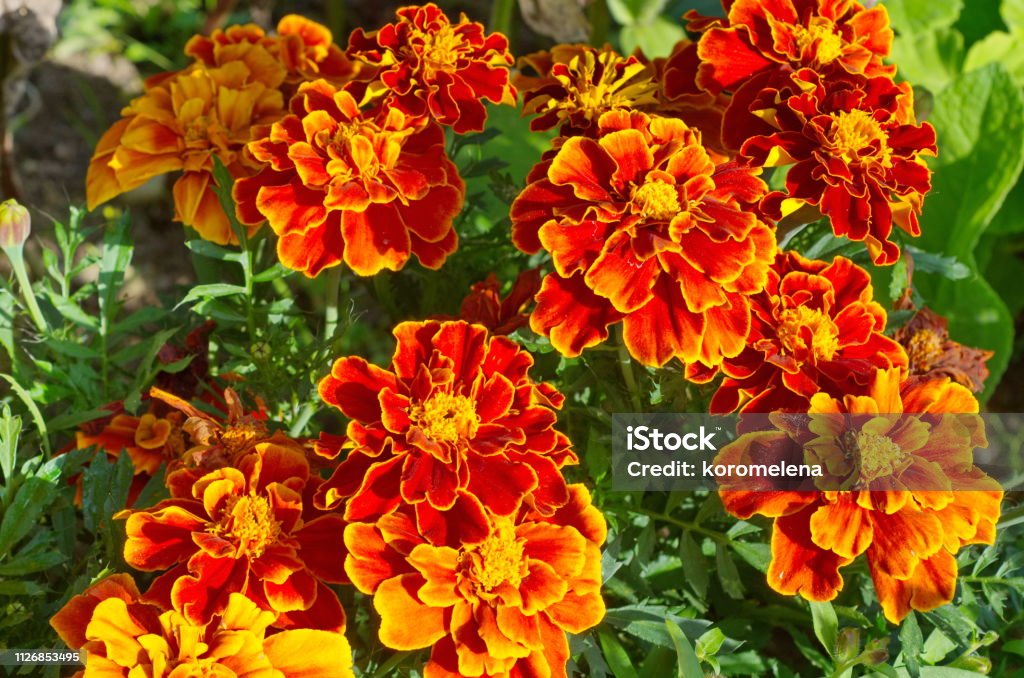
0,473,60,553
174,283,247,309
619,16,686,58
809,601,839,659
729,540,771,573
0,406,19,492
714,541,744,599
98,213,133,327
889,27,965,93
606,0,667,25
599,629,640,678
679,532,709,599
1003,0,1024,31
695,628,726,659
186,238,243,262
885,0,963,34
900,611,923,678
665,620,704,678
963,30,1024,85
0,375,49,455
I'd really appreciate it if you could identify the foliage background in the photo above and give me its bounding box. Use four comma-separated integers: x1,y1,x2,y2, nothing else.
1,0,1024,676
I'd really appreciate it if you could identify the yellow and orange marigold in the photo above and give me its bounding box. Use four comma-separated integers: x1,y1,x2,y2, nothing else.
511,109,776,368
316,320,576,542
739,71,935,265
345,485,605,678
717,368,1002,622
346,2,516,133
691,251,907,413
118,442,347,631
51,575,354,678
87,61,285,244
692,0,895,94
234,79,464,277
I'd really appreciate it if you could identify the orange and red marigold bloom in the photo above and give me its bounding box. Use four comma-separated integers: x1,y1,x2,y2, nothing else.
692,0,895,95
346,2,516,133
717,368,1002,622
234,79,464,277
511,109,776,368
691,251,907,413
345,485,605,678
740,70,936,265
316,320,576,543
893,304,993,394
51,575,353,678
118,442,347,631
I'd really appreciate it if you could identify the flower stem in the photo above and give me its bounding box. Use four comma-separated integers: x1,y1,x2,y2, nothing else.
615,325,642,411
4,245,46,334
324,267,342,341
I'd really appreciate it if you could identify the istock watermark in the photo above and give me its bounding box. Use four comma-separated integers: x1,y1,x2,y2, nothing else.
611,413,1024,492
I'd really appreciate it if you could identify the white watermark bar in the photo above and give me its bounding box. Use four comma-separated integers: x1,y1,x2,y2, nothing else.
0,650,84,666
611,413,1024,492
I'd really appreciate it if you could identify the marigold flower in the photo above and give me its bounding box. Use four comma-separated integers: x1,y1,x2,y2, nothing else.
185,15,358,95
740,70,936,265
692,0,895,95
517,44,660,134
718,368,1002,622
118,442,347,631
86,62,285,244
435,269,541,336
234,79,464,277
650,40,730,158
893,305,992,393
691,251,907,413
317,320,576,541
51,579,354,678
511,109,776,367
346,2,515,133
345,485,605,677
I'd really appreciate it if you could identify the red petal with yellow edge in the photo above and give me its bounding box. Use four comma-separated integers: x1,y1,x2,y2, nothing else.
622,276,704,366
257,179,329,235
276,214,344,277
584,235,659,313
768,510,850,601
343,456,404,522
465,454,538,517
50,574,141,649
375,573,446,650
264,567,318,613
319,356,398,421
123,503,206,570
172,552,246,624
531,273,621,358
340,204,412,276
809,495,873,559
866,508,944,580
547,137,615,202
295,514,349,583
262,628,355,678
415,491,491,547
696,27,773,93
410,227,458,270
519,523,587,577
398,181,463,244
870,548,957,623
273,581,347,633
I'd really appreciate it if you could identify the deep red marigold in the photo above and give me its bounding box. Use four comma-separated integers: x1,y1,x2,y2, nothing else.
118,443,347,631
346,2,515,133
234,79,464,277
434,269,541,336
717,368,1002,622
511,109,776,368
316,320,576,542
741,70,936,265
692,0,895,94
517,44,660,134
691,251,907,413
51,576,354,678
345,485,605,678
893,305,993,394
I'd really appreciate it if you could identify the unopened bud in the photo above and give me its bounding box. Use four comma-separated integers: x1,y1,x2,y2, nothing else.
0,199,30,249
836,628,861,662
950,656,991,673
859,637,889,666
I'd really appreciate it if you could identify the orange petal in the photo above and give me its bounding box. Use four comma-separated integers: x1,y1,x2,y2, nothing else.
374,574,446,650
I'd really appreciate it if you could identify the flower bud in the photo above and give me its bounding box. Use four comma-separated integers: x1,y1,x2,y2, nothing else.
859,637,889,666
0,199,30,249
836,628,861,662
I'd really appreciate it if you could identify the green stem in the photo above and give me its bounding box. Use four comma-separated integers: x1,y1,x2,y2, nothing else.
634,508,729,543
5,245,47,334
288,402,316,438
324,267,342,341
489,0,517,37
615,325,642,412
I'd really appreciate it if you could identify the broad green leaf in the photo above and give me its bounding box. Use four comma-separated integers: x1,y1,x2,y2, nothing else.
885,0,963,34
620,16,686,58
809,601,839,659
889,27,964,93
963,30,1024,85
607,0,667,25
665,620,704,678
1003,0,1024,31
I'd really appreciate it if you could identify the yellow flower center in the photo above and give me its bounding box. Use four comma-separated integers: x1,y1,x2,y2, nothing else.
211,492,281,558
460,521,527,592
852,431,907,482
417,24,465,75
828,109,892,166
410,391,480,443
220,419,268,454
906,328,944,372
776,306,840,361
563,50,660,116
791,18,844,65
633,180,681,221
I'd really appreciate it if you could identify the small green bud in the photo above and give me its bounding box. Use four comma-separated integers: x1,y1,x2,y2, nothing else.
836,628,861,662
860,637,889,666
0,199,30,249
